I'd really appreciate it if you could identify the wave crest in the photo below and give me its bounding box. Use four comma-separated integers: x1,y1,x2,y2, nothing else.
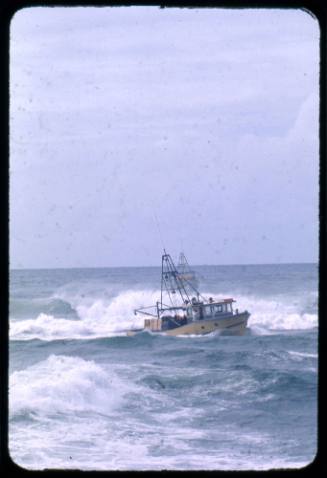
9,355,127,417
10,289,318,341
10,290,159,341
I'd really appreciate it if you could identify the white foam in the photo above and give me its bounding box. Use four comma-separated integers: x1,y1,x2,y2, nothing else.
10,289,161,341
9,353,317,471
250,311,317,331
10,288,318,341
288,350,318,359
10,313,97,341
249,325,278,336
76,289,159,332
9,355,127,417
203,291,318,331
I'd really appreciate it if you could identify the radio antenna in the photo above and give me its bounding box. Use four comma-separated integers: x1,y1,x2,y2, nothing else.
153,212,165,252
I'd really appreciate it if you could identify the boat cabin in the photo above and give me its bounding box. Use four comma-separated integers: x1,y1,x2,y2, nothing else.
158,298,235,323
185,298,235,321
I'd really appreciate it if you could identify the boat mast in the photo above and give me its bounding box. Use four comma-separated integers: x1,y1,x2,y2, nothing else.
178,252,189,273
160,252,191,307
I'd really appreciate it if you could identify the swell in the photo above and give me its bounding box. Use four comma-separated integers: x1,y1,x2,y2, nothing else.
10,297,78,320
9,334,318,471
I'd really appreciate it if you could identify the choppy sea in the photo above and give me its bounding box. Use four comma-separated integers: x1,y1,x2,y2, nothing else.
9,263,318,470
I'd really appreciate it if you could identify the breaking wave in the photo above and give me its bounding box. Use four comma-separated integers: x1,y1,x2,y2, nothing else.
9,289,318,341
10,290,159,341
204,292,317,331
9,297,78,319
9,355,129,418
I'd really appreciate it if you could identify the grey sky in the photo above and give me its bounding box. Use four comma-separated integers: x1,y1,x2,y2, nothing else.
10,7,319,268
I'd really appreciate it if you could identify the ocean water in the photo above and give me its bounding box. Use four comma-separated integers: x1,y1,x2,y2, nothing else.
9,263,318,470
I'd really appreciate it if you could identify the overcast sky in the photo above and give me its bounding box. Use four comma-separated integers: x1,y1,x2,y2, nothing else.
10,7,319,268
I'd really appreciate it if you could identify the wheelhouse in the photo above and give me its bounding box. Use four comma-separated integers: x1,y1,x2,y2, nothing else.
185,298,235,321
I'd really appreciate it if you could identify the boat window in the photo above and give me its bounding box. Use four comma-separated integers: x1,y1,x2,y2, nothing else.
214,304,223,314
186,306,193,318
205,305,213,316
193,306,201,320
223,302,232,312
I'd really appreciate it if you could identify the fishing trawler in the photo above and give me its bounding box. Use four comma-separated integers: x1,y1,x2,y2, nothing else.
127,251,250,336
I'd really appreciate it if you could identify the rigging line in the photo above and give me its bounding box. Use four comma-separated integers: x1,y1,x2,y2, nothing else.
182,276,207,302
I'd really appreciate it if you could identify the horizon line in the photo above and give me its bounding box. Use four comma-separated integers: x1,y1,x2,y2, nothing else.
9,261,318,271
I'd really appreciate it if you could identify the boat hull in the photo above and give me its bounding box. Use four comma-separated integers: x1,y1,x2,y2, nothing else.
126,312,250,337
164,312,249,336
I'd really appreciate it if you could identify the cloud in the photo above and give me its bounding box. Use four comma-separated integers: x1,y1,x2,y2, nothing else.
10,7,319,267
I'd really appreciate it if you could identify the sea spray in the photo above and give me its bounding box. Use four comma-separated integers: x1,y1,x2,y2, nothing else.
9,355,130,417
9,264,318,470
10,288,317,342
